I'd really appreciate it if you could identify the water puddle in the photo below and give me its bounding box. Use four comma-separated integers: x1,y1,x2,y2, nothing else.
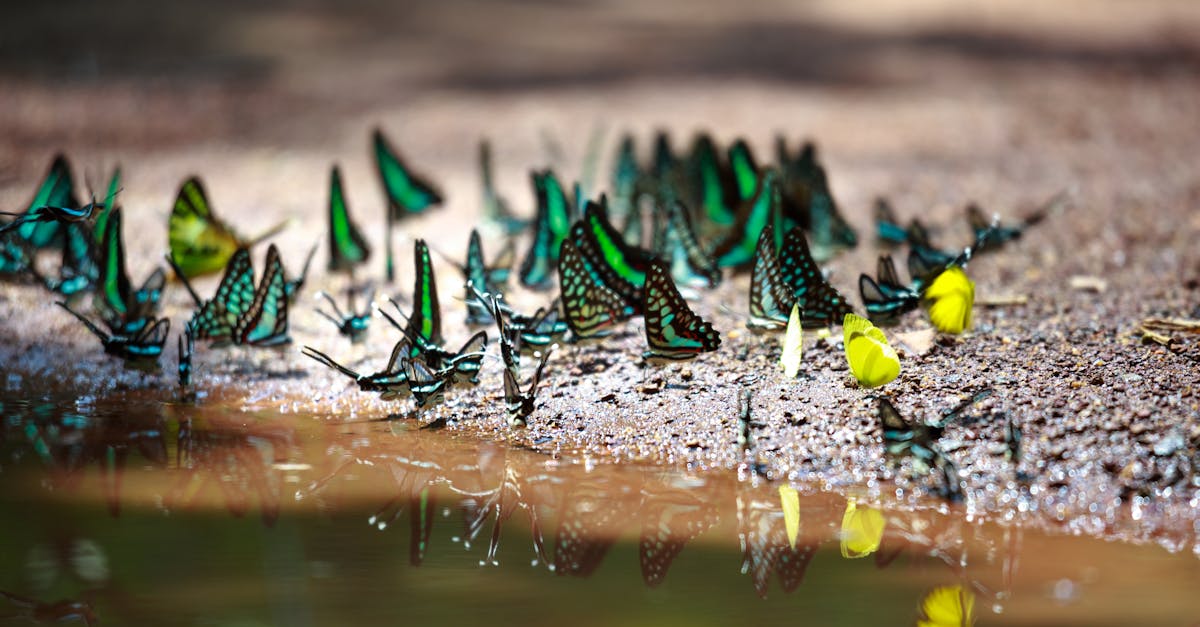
1,393,1198,625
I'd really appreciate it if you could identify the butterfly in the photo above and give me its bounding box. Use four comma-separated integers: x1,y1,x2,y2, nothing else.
326,165,371,274
518,169,576,290
685,133,736,228
378,300,489,385
923,267,974,334
727,138,760,202
301,338,413,400
557,237,635,340
642,259,721,363
656,197,722,290
90,166,122,246
284,243,317,303
620,196,644,247
876,396,964,500
638,490,720,588
780,303,804,378
460,228,515,326
775,139,858,258
858,255,921,324
503,347,553,427
905,218,964,270
34,220,99,296
907,244,973,293
94,208,165,334
571,200,657,312
56,301,169,368
403,239,444,351
373,128,443,219
478,140,527,235
778,226,854,327
169,247,255,344
232,244,291,346
0,195,105,236
917,585,976,627
1,155,79,250
747,223,795,330
712,169,778,269
873,197,910,246
402,357,450,412
168,177,286,279
842,313,900,388
316,286,374,343
839,497,885,559
178,322,195,388
966,193,1060,253
609,133,642,218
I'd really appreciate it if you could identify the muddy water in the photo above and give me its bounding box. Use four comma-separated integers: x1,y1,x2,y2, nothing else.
1,393,1198,626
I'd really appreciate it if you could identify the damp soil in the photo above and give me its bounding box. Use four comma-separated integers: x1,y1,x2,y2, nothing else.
2,0,1200,563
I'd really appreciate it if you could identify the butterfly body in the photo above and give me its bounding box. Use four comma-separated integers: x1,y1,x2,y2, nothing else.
503,348,553,427
57,301,169,368
316,288,373,344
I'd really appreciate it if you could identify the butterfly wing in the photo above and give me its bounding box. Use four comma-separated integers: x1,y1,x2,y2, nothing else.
168,177,243,278
642,260,720,361
326,166,371,272
748,223,794,330
727,138,759,202
713,169,777,269
405,239,444,348
780,303,803,378
843,313,900,388
557,238,634,340
779,226,853,327
373,129,443,218
190,248,255,342
235,244,290,346
14,155,77,249
96,208,134,327
924,267,975,334
571,201,656,312
661,199,721,289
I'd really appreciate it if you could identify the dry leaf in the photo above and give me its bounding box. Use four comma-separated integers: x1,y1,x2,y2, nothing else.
1069,275,1108,293
895,328,936,356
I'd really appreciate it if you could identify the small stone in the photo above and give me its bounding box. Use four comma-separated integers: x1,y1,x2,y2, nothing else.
1153,432,1185,457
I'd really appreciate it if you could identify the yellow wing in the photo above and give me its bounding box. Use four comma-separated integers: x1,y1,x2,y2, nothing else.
840,497,885,558
843,313,900,388
917,585,976,627
168,178,242,278
779,485,800,549
924,267,975,334
780,302,803,378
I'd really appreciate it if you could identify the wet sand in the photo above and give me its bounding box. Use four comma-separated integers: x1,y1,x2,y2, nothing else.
1,0,1199,554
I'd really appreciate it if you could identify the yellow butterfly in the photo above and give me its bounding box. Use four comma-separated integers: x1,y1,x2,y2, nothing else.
917,585,976,627
779,485,800,549
839,497,885,558
780,302,803,378
924,267,975,334
843,313,900,388
168,177,287,279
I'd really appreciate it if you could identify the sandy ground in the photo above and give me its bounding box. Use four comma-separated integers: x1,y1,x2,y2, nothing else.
1,0,1199,552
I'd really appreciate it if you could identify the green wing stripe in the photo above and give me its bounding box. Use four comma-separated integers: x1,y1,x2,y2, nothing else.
327,165,371,272
570,201,656,312
713,169,778,268
373,128,443,218
405,239,443,348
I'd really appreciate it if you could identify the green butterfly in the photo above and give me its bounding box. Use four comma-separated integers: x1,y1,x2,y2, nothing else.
778,225,853,328
95,208,165,334
178,322,195,388
570,200,657,313
727,139,759,202
326,165,371,274
557,237,635,340
56,301,169,369
519,169,576,290
858,255,921,324
404,239,443,351
168,177,286,279
503,347,553,427
170,248,256,344
302,337,413,400
689,133,737,227
316,287,373,344
642,259,721,362
712,169,779,269
6,154,78,250
233,244,291,346
0,194,105,236
655,198,721,290
30,220,99,297
479,140,527,235
460,228,514,326
373,128,443,219
747,223,794,330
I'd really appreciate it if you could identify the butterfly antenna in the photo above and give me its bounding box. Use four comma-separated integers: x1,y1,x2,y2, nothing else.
316,291,345,319
246,218,291,247
163,253,205,306
56,301,109,342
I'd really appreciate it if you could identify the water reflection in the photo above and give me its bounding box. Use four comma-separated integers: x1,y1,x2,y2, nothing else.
1,396,1196,624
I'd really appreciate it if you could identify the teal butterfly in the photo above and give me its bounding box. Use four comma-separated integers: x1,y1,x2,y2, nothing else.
712,169,779,269
873,197,909,246
642,259,721,362
32,220,100,297
373,128,443,219
621,197,644,248
233,244,291,346
326,165,371,274
655,198,721,290
1,190,106,235
402,357,450,412
519,169,575,290
610,134,642,219
178,322,195,388
460,228,514,326
689,133,737,227
966,199,1051,253
858,255,921,324
481,289,523,380
316,287,373,344
652,131,679,185
379,299,488,385
94,208,164,334
503,347,553,427
775,139,858,257
747,223,794,330
170,248,256,344
302,337,412,400
479,140,528,235
91,166,122,246
777,225,853,327
571,200,657,312
557,237,635,340
3,155,79,250
877,397,962,501
56,301,169,369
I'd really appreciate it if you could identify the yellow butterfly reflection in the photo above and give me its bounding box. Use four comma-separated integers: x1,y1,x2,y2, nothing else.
917,585,976,627
839,497,885,558
842,313,900,388
779,485,800,549
780,303,803,378
924,267,975,334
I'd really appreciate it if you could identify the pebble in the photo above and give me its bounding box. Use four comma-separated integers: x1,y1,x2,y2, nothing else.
1153,432,1185,457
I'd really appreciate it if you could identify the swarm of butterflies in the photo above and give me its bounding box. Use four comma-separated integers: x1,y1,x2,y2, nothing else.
0,128,1055,497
